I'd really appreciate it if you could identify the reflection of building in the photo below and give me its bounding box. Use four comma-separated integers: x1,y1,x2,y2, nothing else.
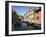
24,7,41,24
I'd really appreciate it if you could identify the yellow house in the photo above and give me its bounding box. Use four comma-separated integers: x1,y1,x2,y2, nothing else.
24,8,35,23
24,7,41,24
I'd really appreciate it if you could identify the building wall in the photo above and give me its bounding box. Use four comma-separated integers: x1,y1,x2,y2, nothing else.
24,7,41,24
34,11,41,24
24,8,35,23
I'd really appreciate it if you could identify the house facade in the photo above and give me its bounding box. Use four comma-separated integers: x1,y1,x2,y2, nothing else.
24,7,41,24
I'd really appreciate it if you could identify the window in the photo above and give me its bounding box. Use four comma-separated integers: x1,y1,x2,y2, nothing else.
36,16,39,20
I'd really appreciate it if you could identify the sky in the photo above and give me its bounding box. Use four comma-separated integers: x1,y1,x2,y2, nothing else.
12,6,33,16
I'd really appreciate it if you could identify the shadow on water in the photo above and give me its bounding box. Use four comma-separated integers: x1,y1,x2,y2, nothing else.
12,21,41,31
